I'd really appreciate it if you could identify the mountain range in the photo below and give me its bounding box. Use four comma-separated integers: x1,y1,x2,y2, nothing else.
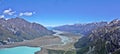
74,19,120,54
0,17,53,45
1,17,120,54
53,21,107,36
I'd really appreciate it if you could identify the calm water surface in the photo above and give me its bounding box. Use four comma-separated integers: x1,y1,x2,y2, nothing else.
0,46,41,54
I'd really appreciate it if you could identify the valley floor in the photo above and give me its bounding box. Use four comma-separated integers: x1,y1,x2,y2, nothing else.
0,36,61,48
0,30,80,54
36,36,80,54
36,30,81,54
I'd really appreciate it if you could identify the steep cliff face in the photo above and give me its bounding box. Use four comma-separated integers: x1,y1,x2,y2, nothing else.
53,22,107,35
0,18,53,45
74,19,120,54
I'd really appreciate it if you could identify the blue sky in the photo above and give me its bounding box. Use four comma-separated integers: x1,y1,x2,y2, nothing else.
0,0,120,26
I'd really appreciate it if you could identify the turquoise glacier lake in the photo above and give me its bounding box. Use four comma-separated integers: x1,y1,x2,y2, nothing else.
0,46,41,54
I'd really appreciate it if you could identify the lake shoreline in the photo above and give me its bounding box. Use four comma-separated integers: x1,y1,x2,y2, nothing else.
0,35,62,54
0,46,41,54
0,35,62,48
0,30,80,54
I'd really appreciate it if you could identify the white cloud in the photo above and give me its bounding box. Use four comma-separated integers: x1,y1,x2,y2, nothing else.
0,15,5,18
3,8,15,15
19,12,35,16
1,8,35,17
19,13,23,16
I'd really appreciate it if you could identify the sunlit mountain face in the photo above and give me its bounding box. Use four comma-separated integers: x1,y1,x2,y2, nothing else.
0,0,120,54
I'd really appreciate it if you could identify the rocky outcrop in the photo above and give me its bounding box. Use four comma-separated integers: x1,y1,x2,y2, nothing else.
74,19,120,54
0,17,53,45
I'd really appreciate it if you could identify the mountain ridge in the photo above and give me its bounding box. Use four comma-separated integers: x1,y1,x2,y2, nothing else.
0,17,53,45
74,19,120,54
53,21,107,36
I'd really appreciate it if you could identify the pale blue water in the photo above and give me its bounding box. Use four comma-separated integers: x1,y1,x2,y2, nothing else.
59,36,69,44
0,46,41,54
52,30,71,45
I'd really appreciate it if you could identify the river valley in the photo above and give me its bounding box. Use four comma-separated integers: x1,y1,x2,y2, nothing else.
0,30,80,54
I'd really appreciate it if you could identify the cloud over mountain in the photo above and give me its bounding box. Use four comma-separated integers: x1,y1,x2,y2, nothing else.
0,8,35,18
3,8,16,15
0,15,5,18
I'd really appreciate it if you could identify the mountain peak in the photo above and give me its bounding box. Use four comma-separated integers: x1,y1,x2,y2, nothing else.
110,18,120,23
109,18,120,26
0,18,53,45
8,17,26,21
0,18,6,21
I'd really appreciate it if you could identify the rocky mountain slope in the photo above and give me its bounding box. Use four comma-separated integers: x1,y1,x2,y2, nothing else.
0,17,53,45
53,22,107,35
74,19,120,54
